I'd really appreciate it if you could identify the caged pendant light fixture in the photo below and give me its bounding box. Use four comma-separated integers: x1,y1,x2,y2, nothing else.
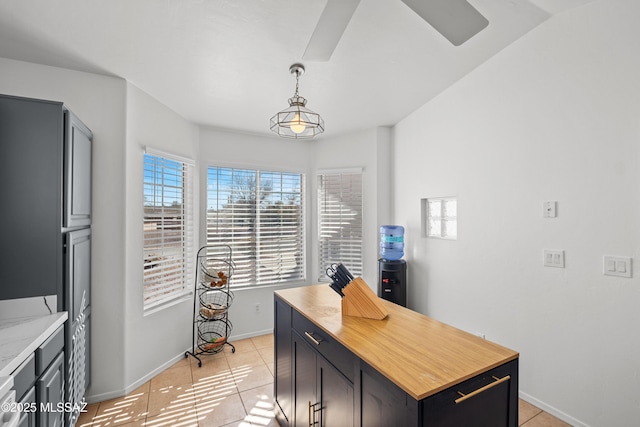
270,63,324,139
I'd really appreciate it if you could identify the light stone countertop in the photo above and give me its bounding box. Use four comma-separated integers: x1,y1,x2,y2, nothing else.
0,312,67,376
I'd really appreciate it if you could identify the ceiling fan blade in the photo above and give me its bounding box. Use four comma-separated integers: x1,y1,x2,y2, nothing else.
401,0,489,46
303,0,361,61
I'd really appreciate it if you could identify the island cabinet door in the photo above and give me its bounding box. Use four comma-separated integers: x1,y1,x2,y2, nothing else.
360,362,418,426
274,298,293,425
421,359,519,427
318,356,354,427
292,332,318,427
291,331,355,427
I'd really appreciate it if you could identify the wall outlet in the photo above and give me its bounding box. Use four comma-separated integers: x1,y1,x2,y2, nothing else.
255,303,261,312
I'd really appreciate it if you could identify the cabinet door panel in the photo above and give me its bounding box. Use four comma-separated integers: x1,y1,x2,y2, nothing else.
318,356,353,427
37,351,65,427
293,332,316,427
360,363,408,427
64,110,92,228
422,360,518,427
65,228,91,319
17,386,36,427
423,377,509,427
274,298,292,424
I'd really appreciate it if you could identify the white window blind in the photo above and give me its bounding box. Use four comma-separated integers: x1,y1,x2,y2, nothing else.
143,151,194,309
318,172,363,281
207,167,305,287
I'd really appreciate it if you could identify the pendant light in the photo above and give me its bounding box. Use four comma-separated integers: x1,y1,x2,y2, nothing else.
270,63,324,139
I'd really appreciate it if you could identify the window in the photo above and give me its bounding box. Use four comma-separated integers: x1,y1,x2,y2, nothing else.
423,197,457,239
143,149,194,309
318,171,363,281
207,167,305,287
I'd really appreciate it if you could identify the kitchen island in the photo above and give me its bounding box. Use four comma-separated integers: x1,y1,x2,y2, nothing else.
274,284,519,427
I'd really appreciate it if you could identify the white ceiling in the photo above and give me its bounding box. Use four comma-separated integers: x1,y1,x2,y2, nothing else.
0,0,596,139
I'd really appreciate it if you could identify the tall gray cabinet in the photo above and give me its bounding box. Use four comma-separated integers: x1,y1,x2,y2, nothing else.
0,94,92,427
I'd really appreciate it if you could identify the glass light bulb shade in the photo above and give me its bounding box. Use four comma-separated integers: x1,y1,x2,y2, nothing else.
270,96,324,139
290,113,306,134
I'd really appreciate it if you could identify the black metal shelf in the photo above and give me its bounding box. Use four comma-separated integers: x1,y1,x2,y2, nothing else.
185,245,235,367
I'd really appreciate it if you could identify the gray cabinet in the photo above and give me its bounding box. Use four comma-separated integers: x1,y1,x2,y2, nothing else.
17,387,36,427
37,352,65,427
64,110,92,229
11,325,65,427
0,95,65,300
0,94,92,427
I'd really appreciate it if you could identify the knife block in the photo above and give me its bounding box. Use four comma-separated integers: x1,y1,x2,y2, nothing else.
341,277,389,320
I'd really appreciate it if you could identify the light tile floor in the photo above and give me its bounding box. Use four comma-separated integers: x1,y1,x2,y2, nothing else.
77,334,571,427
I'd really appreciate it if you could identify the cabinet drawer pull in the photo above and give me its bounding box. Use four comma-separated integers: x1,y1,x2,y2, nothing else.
454,375,510,404
304,331,322,346
308,401,320,426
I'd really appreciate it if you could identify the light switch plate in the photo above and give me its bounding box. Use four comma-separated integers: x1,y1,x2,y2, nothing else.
543,249,564,268
603,256,632,278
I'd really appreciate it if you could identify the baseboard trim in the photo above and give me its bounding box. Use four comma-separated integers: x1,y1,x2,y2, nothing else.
519,391,590,427
85,330,273,404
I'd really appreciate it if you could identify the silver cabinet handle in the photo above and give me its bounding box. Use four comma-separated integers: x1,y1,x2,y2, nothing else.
304,331,322,346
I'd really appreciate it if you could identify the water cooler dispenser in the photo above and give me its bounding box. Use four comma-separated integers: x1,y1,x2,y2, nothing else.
379,259,407,307
378,225,407,307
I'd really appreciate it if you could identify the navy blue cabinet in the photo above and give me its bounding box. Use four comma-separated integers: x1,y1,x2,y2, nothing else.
275,292,518,427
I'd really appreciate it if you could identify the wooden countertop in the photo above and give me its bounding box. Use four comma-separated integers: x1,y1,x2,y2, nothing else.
275,284,518,401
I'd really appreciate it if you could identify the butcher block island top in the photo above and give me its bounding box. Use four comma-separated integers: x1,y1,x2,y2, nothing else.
275,284,519,401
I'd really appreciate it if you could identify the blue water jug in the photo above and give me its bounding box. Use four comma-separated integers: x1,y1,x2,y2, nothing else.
379,225,404,260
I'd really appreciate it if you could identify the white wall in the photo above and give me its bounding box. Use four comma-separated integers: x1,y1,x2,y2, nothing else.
0,60,393,401
312,127,392,287
391,1,640,426
0,58,128,400
198,128,315,338
0,59,203,402
122,83,200,395
197,127,392,337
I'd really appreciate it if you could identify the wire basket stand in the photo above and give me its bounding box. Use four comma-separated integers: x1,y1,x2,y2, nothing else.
185,245,236,367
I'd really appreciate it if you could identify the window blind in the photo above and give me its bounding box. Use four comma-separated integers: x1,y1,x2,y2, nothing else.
318,172,363,281
143,152,194,309
207,167,305,287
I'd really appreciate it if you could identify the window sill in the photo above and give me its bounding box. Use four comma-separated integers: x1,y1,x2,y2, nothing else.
229,280,308,292
143,290,192,316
